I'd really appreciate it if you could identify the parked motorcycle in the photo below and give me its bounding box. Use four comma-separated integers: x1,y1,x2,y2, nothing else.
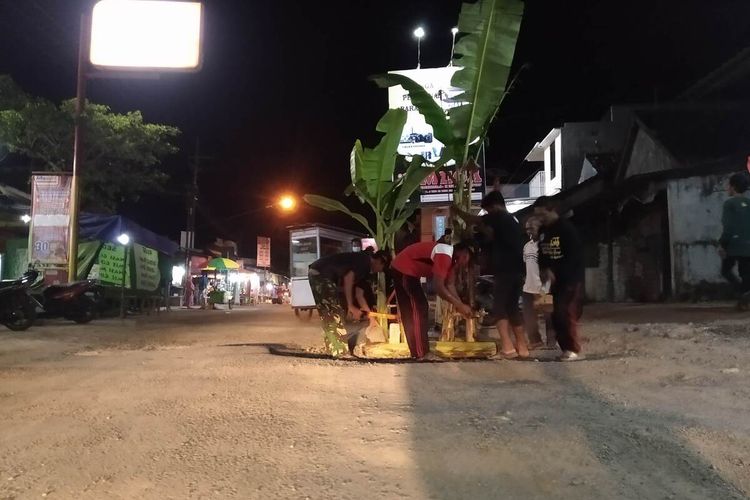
30,278,99,324
0,270,38,331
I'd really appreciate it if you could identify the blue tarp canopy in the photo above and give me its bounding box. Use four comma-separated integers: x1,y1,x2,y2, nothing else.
79,213,179,255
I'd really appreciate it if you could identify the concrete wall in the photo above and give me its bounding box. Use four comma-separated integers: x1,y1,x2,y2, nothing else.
626,128,680,178
667,174,732,298
585,243,628,302
583,204,667,303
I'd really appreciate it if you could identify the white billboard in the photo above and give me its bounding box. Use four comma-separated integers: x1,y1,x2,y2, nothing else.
387,67,484,204
387,67,462,163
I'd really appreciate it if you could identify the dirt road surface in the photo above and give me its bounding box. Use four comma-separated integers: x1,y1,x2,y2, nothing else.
1,304,749,499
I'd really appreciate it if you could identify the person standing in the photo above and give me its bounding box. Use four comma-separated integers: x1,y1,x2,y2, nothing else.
453,191,528,358
719,172,750,310
533,196,585,361
308,250,390,357
184,276,195,309
391,241,473,360
522,217,555,348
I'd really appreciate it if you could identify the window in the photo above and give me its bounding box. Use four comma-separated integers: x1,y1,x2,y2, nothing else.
291,237,318,277
320,237,348,258
549,140,557,180
433,215,447,241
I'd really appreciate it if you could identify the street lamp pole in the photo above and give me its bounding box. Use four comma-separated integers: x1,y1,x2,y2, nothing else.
118,234,130,318
414,27,425,69
68,14,91,283
449,27,459,66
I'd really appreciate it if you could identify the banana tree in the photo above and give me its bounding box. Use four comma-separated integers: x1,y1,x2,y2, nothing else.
305,108,442,315
373,0,524,227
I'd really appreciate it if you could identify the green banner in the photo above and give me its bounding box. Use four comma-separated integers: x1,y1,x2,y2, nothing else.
98,243,130,287
134,243,160,291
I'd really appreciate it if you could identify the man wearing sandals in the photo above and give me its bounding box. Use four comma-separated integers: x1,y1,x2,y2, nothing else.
533,197,586,362
391,241,474,360
522,216,556,349
453,192,529,359
719,172,750,310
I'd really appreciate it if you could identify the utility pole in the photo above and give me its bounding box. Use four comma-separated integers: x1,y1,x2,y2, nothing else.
183,138,210,306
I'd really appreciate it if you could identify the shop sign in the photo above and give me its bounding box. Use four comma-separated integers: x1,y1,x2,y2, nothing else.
257,236,271,268
29,174,72,269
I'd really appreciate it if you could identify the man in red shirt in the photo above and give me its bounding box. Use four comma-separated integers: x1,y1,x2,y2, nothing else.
391,241,473,360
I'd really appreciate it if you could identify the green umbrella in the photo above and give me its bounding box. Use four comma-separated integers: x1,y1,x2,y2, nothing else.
205,257,240,271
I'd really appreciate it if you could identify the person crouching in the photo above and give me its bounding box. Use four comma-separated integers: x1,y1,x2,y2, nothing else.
309,249,390,357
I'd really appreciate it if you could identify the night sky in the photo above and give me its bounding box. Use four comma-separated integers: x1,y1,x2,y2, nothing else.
2,0,750,272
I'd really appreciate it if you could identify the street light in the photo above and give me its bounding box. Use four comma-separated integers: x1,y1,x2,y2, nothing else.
278,195,296,212
67,1,204,283
414,27,425,69
450,27,459,65
20,214,31,224
117,233,130,318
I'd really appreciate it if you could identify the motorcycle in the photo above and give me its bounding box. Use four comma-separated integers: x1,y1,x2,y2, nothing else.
0,270,39,331
30,277,99,324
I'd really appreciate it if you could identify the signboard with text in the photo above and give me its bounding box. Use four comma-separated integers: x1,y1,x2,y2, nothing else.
257,236,271,268
29,174,72,269
97,243,130,287
387,67,483,204
134,243,160,291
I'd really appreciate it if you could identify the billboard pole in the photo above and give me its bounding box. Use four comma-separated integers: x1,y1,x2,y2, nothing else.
68,14,91,283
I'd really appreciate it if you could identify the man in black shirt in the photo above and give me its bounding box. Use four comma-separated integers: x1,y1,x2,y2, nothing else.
533,196,585,361
453,191,529,358
308,250,390,357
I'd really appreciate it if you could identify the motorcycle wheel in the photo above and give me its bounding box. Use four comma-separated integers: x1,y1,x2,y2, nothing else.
4,299,36,331
72,297,96,324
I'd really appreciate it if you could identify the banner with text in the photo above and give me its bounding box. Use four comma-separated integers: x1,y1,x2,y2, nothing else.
97,243,131,288
257,236,271,268
134,243,160,291
387,67,483,204
29,174,72,268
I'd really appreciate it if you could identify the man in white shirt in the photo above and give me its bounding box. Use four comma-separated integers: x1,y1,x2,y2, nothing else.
522,217,555,348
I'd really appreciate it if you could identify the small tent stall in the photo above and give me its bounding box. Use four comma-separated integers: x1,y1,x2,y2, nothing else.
76,214,179,312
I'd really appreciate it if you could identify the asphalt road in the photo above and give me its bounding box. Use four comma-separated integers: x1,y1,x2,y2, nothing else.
1,304,748,499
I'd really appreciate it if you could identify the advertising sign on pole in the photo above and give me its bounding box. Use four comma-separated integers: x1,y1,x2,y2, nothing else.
387,67,484,204
29,174,72,273
257,236,271,268
90,0,204,71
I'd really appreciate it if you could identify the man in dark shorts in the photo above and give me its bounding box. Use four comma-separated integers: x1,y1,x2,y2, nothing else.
390,241,473,360
533,196,585,361
308,250,390,357
719,172,750,310
454,191,528,358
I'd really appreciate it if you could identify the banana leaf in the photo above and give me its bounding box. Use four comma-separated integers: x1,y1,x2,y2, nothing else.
302,194,375,236
356,109,406,206
449,0,524,157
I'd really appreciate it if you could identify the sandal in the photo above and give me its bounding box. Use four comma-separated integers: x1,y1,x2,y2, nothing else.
490,350,519,360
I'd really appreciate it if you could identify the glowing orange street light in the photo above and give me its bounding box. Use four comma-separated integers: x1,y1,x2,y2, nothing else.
278,195,296,212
